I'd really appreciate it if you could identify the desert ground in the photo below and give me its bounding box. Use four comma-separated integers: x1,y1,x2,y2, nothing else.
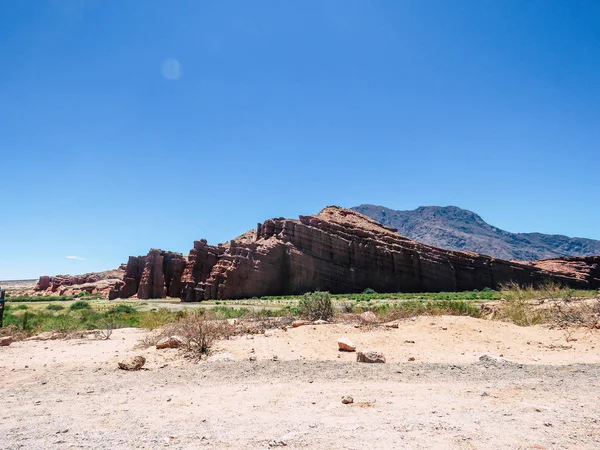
2,316,600,449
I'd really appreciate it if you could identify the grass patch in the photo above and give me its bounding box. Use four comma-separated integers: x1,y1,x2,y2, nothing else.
369,300,482,321
496,282,599,326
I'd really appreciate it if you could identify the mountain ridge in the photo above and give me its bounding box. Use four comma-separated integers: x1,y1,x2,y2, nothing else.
351,204,600,261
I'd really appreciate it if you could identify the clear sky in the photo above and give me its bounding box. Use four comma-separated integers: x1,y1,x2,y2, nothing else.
1,0,599,280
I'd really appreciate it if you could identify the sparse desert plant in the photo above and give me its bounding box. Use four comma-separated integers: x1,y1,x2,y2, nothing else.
341,301,355,313
496,296,548,326
298,291,334,321
163,310,233,358
96,317,116,340
363,288,377,295
70,300,91,311
551,298,600,329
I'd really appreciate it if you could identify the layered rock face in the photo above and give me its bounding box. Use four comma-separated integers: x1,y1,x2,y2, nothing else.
34,270,125,297
108,249,186,300
74,207,598,301
174,207,597,300
523,257,600,289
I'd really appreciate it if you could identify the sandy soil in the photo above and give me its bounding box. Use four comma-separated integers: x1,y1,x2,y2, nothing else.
1,316,600,449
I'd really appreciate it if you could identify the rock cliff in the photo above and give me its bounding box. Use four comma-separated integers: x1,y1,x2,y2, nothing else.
119,207,599,300
522,256,600,288
35,207,600,300
108,250,186,300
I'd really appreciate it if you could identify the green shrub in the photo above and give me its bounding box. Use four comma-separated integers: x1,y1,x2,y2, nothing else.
298,291,334,321
43,314,80,333
46,304,65,311
15,304,29,310
363,288,377,294
106,304,136,315
70,300,91,311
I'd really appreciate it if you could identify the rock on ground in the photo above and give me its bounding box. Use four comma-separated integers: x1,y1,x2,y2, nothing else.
118,356,146,371
338,337,356,352
207,353,236,362
357,350,386,363
156,336,184,349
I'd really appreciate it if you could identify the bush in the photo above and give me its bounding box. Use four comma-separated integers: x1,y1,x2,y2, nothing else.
298,291,334,321
163,310,233,358
496,297,548,326
46,304,65,311
43,314,80,333
363,288,377,294
15,304,29,310
70,300,91,311
106,304,136,315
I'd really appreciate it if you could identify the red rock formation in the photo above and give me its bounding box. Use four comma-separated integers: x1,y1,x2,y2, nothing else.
174,207,598,300
103,207,600,301
109,249,186,299
34,270,125,297
522,256,600,289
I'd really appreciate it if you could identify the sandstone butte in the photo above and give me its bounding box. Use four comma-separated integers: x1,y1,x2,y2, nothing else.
34,207,600,300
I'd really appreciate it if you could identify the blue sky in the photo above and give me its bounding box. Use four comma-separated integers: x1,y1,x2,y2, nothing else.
1,0,599,280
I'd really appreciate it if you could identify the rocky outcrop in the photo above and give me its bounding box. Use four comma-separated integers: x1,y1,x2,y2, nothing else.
521,256,600,289
172,207,597,300
33,270,125,297
109,249,186,300
106,207,600,300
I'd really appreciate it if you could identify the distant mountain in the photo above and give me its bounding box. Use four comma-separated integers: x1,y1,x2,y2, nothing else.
351,204,600,261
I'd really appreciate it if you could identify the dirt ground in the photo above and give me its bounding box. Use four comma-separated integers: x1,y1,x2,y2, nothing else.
2,316,600,449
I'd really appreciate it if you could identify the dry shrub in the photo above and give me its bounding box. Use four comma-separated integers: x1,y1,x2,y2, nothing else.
551,298,600,329
236,311,294,334
136,331,160,349
500,281,575,302
161,310,234,359
496,297,549,326
497,282,598,327
341,301,355,313
95,317,115,340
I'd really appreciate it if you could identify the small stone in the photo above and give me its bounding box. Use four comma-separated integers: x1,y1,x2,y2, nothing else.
342,396,354,404
292,320,311,328
156,336,184,350
408,357,415,361
272,355,279,361
385,322,399,329
268,440,287,447
313,319,329,325
0,336,13,347
249,355,257,362
479,353,505,365
356,350,386,363
338,337,356,352
118,356,146,371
